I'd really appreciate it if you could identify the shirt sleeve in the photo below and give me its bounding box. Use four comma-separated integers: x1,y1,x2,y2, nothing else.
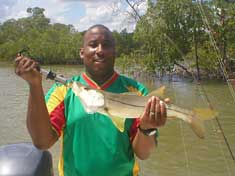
45,83,67,137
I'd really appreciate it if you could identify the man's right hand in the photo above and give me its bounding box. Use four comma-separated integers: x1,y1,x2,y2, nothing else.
15,54,42,86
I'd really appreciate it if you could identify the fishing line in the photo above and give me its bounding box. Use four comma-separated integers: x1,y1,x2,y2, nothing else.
146,3,234,172
196,2,235,166
151,1,235,171
197,83,234,176
174,86,191,176
196,2,235,103
196,83,233,176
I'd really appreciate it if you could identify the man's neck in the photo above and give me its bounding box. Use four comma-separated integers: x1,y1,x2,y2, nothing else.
85,70,114,86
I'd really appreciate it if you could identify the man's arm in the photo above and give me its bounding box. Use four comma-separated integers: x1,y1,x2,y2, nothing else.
27,83,58,150
132,129,157,160
132,96,167,160
15,55,58,150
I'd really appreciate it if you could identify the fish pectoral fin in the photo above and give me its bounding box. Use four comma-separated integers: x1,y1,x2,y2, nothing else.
104,108,126,132
110,115,126,132
192,108,218,120
148,86,166,97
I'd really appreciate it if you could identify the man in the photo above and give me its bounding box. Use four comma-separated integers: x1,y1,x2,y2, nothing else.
15,24,167,176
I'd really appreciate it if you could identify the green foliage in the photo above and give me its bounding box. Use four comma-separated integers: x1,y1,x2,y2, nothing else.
113,29,138,57
117,0,235,78
133,0,194,73
0,7,82,64
1,2,235,79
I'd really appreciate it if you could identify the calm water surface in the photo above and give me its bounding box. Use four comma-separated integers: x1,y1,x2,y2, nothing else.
0,63,235,176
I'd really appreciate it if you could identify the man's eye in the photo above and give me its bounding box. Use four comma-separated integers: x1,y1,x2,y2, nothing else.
89,44,96,48
89,43,97,48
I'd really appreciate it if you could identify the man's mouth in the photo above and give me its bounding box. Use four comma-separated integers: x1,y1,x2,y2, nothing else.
94,57,105,62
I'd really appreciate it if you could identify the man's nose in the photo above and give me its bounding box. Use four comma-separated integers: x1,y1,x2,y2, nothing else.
96,44,104,54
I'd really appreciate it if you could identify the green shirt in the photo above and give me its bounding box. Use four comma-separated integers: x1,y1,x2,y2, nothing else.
46,72,149,176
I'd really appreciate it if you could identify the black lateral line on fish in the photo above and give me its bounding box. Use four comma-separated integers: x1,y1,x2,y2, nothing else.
106,97,145,108
107,97,191,116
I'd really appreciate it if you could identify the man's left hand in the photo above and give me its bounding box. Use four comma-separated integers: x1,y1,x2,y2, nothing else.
139,96,169,129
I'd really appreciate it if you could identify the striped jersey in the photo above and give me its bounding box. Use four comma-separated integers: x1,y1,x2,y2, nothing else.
45,72,149,176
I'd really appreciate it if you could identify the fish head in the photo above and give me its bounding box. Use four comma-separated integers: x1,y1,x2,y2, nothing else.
72,82,105,113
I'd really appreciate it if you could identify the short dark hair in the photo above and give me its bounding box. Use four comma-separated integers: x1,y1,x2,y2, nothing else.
87,24,111,33
82,24,115,46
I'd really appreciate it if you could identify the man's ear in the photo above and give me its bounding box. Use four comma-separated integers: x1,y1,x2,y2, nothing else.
80,48,84,60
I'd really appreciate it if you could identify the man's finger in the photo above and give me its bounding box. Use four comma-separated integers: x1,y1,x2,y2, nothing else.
142,98,151,120
155,98,161,122
15,56,23,65
164,98,170,104
25,62,37,72
160,101,167,125
150,96,156,120
22,59,33,69
18,57,28,68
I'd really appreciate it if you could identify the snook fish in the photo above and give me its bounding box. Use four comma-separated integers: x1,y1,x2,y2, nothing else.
72,82,218,139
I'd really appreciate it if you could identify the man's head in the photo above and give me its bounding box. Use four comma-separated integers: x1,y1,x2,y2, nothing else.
80,24,116,79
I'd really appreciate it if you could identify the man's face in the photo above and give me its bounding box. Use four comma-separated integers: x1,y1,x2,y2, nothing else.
80,27,116,77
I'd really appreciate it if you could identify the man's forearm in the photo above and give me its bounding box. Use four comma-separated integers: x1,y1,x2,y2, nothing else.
132,130,157,160
27,84,57,150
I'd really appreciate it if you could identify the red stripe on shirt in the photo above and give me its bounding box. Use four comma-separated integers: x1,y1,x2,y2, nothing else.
82,72,119,90
101,72,119,90
50,101,66,137
129,118,140,142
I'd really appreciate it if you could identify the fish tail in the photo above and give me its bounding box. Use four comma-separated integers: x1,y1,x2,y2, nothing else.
192,108,218,120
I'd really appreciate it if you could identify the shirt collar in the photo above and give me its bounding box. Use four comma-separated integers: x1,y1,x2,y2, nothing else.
82,72,119,90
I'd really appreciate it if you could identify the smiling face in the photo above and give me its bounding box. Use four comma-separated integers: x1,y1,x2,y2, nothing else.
80,26,116,81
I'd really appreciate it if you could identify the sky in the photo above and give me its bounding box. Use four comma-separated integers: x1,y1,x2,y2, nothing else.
0,0,147,32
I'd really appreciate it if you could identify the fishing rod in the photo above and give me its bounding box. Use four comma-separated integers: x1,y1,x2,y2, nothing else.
38,68,68,84
18,48,68,85
196,1,235,164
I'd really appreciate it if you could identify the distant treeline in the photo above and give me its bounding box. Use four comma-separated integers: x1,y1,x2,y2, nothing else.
0,0,235,79
0,7,83,64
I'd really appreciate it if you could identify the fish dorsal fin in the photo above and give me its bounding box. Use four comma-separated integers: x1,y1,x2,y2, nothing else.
148,86,166,97
192,108,218,120
120,92,139,96
104,107,126,132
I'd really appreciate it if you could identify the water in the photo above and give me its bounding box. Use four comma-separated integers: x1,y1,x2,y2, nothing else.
0,63,235,176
